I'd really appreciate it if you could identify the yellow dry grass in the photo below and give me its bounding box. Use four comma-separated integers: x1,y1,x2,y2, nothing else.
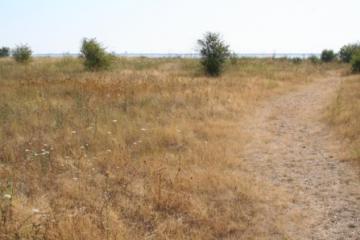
0,57,341,239
327,73,360,163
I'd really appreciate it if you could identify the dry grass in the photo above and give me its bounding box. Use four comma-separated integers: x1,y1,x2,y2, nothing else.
0,57,339,239
327,74,360,163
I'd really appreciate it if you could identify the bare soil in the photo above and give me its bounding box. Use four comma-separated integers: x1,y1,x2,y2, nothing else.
242,74,360,239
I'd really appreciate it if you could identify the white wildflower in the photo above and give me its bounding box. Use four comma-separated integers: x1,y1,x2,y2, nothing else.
32,208,40,213
3,194,11,199
112,119,118,123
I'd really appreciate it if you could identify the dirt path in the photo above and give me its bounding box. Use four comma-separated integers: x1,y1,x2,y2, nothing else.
242,75,360,239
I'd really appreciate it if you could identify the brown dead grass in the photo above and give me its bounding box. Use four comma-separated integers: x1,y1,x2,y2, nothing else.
327,73,360,163
0,57,341,239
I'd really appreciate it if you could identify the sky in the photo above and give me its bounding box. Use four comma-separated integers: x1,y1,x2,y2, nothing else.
1,0,360,54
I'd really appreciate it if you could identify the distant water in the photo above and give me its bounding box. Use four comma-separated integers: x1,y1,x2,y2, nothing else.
35,53,320,59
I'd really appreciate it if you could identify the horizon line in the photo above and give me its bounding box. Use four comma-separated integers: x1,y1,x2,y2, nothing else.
33,52,321,57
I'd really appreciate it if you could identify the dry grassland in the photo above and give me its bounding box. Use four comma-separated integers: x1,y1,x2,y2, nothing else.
0,57,341,239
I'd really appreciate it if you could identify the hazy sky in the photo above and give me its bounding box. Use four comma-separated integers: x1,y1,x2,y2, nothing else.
1,0,359,54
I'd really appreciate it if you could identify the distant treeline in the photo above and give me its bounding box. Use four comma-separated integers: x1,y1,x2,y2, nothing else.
31,53,320,59
1,34,359,74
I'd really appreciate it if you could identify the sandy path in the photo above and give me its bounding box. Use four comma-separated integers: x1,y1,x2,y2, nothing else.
242,75,360,239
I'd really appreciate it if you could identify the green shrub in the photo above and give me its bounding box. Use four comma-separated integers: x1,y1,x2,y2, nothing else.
339,43,360,63
308,55,320,64
230,52,239,65
197,32,230,76
0,47,10,57
351,52,360,73
80,38,112,71
291,57,302,64
321,49,335,62
13,45,32,63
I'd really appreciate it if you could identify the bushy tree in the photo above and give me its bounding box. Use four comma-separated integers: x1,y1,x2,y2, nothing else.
13,45,32,63
0,47,10,57
80,38,112,71
351,51,360,73
198,32,230,76
321,49,335,62
339,43,360,63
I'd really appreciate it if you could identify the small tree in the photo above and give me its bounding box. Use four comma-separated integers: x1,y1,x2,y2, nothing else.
197,32,230,76
351,51,360,73
13,45,32,63
339,43,360,63
0,47,10,57
321,49,335,62
80,38,112,71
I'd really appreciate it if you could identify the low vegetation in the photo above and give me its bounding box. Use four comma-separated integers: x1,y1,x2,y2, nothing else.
229,52,239,65
0,57,340,239
291,57,302,64
0,47,10,57
12,44,32,63
327,74,360,162
309,55,320,64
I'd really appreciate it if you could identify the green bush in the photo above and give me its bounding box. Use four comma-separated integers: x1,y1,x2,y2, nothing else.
321,49,335,63
13,45,32,63
339,43,360,63
351,52,360,73
80,38,112,71
229,52,239,65
291,57,302,64
0,47,10,57
308,55,320,64
197,32,230,76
